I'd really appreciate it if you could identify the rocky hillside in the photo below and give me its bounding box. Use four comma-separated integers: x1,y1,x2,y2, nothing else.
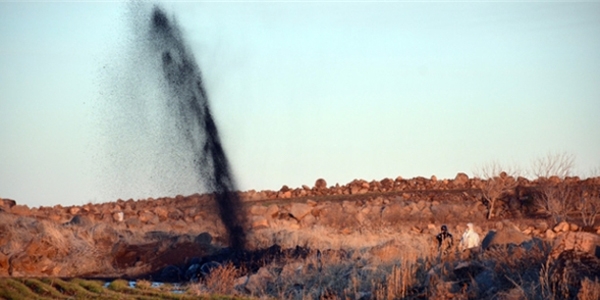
1,174,599,299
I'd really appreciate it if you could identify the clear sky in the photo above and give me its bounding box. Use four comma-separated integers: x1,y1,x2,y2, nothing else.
1,1,599,208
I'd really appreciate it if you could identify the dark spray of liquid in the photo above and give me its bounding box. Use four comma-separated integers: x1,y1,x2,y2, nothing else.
144,6,246,251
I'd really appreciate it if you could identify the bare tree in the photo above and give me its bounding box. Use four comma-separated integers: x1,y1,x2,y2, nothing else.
530,152,578,224
475,162,520,219
577,184,600,227
531,152,575,179
534,181,580,224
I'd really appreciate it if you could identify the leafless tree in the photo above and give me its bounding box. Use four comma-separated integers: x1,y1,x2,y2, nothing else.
577,184,600,227
534,181,580,224
531,152,575,179
475,162,520,219
530,152,579,224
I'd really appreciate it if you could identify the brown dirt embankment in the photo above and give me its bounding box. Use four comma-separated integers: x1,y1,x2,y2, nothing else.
1,173,599,280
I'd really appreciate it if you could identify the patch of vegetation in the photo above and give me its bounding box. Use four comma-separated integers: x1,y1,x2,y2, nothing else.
0,278,247,300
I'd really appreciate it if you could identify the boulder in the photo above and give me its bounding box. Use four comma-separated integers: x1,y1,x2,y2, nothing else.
545,229,557,240
454,173,470,187
0,198,16,210
550,231,600,259
251,216,269,229
266,204,279,218
195,232,213,245
381,203,404,225
64,215,90,226
249,205,267,215
300,214,317,228
138,210,155,223
10,205,30,216
482,222,532,250
315,178,327,190
159,265,183,282
289,203,312,221
154,206,168,220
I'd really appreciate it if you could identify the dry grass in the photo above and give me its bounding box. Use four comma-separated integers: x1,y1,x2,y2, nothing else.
194,263,241,296
577,278,600,300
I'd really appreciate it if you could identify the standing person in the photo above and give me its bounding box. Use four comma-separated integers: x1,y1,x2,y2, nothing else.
436,225,453,255
459,223,481,258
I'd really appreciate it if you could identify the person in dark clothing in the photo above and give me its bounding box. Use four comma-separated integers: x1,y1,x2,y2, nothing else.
436,225,453,255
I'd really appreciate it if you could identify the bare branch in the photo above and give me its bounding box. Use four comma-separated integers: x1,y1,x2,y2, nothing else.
531,152,575,179
475,161,520,219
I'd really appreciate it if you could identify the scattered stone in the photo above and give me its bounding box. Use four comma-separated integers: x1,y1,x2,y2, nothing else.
112,211,124,223
554,221,570,233
545,229,557,240
569,223,579,232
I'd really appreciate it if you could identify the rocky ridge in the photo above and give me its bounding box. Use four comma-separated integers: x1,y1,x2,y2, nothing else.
1,173,599,292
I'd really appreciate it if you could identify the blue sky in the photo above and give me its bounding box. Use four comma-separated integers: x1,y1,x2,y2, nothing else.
1,1,599,208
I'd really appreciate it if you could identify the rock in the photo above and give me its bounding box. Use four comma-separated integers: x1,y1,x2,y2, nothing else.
185,264,201,281
266,204,279,218
195,232,212,245
68,207,80,215
112,211,124,222
289,203,312,221
159,265,183,282
482,225,532,250
10,205,30,216
172,219,187,229
315,178,327,189
306,199,317,206
545,229,556,240
64,215,90,226
570,223,579,232
342,202,357,215
454,173,470,187
522,226,534,235
154,207,168,220
554,221,570,233
537,221,549,232
300,214,317,227
550,231,600,259
453,261,484,282
0,252,9,276
168,209,184,220
251,216,269,229
138,211,155,223
90,223,120,250
381,203,404,225
249,205,267,215
0,198,16,210
279,190,292,199
125,218,142,229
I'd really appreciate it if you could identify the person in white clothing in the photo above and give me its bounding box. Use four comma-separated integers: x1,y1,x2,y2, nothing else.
459,223,481,251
